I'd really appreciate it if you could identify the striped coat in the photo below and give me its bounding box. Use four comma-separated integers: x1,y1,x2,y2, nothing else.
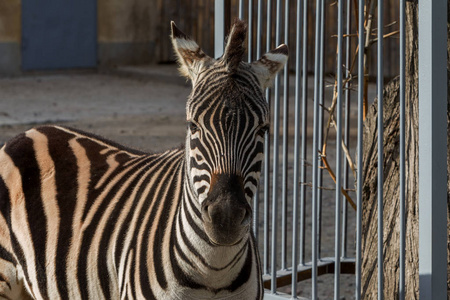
0,20,287,299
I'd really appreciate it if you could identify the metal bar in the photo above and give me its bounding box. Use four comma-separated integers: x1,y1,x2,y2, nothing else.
248,0,257,242
299,0,309,267
264,292,299,300
256,0,262,59
418,0,448,299
398,0,405,298
334,0,344,297
317,0,325,260
270,0,282,292
281,0,290,272
264,258,356,288
254,0,262,243
264,109,271,275
214,0,226,58
341,0,352,259
377,0,384,298
265,291,305,300
248,0,253,62
266,0,272,52
255,0,262,243
355,0,364,298
239,0,244,19
291,0,303,295
312,0,323,297
263,0,272,276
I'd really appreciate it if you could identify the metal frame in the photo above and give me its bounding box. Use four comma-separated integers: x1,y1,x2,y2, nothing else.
213,0,448,298
418,0,448,299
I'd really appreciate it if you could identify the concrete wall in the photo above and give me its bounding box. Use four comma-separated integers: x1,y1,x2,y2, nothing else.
0,0,161,74
97,0,160,66
0,0,21,74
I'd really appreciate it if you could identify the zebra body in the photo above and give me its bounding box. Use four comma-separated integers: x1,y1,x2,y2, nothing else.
0,20,287,299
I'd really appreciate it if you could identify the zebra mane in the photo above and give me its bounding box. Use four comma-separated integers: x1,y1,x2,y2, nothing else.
222,19,247,74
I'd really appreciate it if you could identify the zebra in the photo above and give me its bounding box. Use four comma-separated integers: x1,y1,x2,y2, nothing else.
0,20,288,299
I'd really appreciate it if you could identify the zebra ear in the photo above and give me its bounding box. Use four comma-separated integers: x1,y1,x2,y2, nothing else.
251,44,289,89
171,21,212,80
222,19,247,73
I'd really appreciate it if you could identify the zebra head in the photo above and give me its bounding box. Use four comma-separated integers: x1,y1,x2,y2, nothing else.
171,20,288,246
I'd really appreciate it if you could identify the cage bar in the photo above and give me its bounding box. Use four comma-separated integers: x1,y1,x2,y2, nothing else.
270,0,282,292
291,0,303,295
214,0,226,58
312,0,324,297
316,0,325,260
355,0,364,298
334,0,344,297
341,0,352,259
299,0,309,268
281,0,290,272
263,0,272,276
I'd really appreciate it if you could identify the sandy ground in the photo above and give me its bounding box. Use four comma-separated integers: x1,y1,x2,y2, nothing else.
0,66,370,299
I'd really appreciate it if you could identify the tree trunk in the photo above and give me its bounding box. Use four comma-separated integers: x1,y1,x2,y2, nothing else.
361,0,450,299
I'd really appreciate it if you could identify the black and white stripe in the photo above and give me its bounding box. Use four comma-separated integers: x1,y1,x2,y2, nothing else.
0,20,287,300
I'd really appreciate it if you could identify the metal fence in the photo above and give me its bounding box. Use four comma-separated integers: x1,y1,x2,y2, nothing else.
215,0,448,299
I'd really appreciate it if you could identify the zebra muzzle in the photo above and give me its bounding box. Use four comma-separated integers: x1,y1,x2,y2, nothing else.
201,174,252,246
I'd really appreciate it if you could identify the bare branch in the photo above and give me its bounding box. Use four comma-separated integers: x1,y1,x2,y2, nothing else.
370,30,400,45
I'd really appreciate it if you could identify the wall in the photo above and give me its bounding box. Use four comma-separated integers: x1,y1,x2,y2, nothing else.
97,0,159,66
157,0,215,63
97,0,216,66
0,0,21,74
0,0,400,77
0,0,162,73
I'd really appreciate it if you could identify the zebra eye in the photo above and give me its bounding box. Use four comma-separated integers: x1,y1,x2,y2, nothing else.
257,125,269,137
188,122,200,134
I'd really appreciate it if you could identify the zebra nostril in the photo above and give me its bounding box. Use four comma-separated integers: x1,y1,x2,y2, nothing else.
241,207,252,226
202,204,212,222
